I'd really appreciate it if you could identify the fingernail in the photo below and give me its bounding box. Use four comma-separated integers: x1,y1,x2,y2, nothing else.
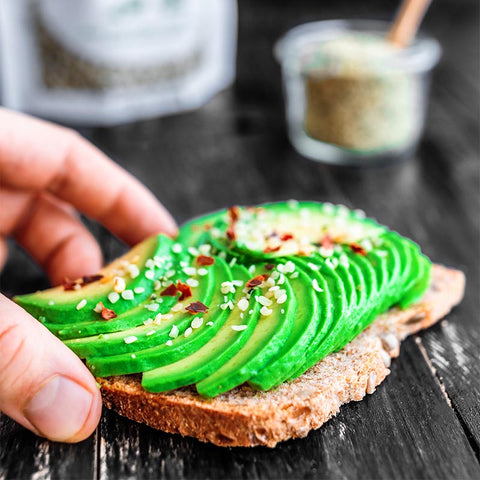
24,376,93,442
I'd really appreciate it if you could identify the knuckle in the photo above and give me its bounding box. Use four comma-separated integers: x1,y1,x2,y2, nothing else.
0,323,32,385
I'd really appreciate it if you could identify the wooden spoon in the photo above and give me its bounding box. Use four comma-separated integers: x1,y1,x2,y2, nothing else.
387,0,432,48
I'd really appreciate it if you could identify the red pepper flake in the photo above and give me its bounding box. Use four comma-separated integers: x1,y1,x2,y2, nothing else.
321,235,334,249
280,233,294,241
226,224,236,240
264,245,281,254
82,274,103,285
350,243,367,256
228,206,240,222
196,255,215,266
176,281,192,301
62,274,104,291
99,302,117,320
62,278,77,291
161,284,178,296
265,263,275,271
185,301,208,314
246,275,268,288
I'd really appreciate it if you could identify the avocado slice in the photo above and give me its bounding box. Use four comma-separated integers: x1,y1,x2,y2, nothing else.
248,261,319,390
64,253,216,359
15,234,176,323
195,263,297,397
141,264,262,392
86,256,232,376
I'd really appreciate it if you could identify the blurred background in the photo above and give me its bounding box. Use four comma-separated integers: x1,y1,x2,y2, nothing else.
0,0,478,280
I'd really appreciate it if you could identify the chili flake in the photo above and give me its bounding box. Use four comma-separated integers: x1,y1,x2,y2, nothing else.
265,263,275,271
350,243,367,256
280,233,294,241
176,281,193,301
228,206,240,222
246,275,268,288
185,301,209,314
99,302,118,320
196,255,215,266
161,284,178,296
264,245,281,254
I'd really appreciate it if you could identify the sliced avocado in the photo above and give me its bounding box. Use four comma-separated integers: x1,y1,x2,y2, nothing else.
142,264,261,392
65,253,216,359
195,263,297,397
15,234,176,323
86,256,232,376
248,261,319,390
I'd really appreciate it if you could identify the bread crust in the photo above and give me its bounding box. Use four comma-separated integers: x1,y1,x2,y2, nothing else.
99,264,465,447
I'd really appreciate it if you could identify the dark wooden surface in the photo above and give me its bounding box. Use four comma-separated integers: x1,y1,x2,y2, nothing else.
1,0,479,478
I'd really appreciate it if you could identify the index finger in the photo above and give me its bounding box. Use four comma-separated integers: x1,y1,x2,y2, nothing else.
0,108,177,244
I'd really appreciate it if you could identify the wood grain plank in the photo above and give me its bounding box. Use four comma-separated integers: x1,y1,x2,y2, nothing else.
95,338,479,480
0,414,97,480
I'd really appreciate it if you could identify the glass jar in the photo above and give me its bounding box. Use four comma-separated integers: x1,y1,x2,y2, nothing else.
275,20,441,165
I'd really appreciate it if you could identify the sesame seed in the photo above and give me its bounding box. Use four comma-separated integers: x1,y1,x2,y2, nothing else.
319,246,334,258
206,321,214,326
277,293,287,304
290,272,299,279
237,298,249,311
169,325,179,338
186,278,199,288
248,265,256,274
382,333,399,351
165,269,176,278
113,276,126,293
307,262,319,271
184,327,193,337
277,273,286,285
134,287,145,294
145,259,155,269
221,282,235,294
265,277,276,287
76,299,87,310
166,340,173,346
197,268,208,276
231,325,247,331
124,335,138,344
127,264,140,279
145,303,159,312
153,280,162,291
94,302,103,313
284,261,296,273
48,300,55,306
273,289,286,299
377,250,388,258
131,354,136,359
240,312,244,319
257,296,272,307
121,289,134,300
269,285,280,292
172,243,183,254
188,246,199,257
229,257,237,267
281,309,285,314
198,244,211,255
339,254,349,268
108,292,120,304
154,312,163,322
146,330,156,336
326,257,338,269
171,303,184,313
144,318,154,326
260,306,273,316
232,280,243,287
145,270,154,280
312,279,324,292
191,317,203,329
249,309,254,315
183,267,196,276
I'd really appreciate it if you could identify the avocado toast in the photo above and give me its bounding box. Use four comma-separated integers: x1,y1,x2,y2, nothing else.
15,201,465,447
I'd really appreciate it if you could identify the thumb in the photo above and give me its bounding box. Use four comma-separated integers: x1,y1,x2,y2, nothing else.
0,294,102,442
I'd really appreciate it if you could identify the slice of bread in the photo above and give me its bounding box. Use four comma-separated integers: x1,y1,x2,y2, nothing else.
98,264,465,447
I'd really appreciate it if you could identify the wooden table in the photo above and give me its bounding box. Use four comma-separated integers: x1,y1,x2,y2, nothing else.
1,0,479,478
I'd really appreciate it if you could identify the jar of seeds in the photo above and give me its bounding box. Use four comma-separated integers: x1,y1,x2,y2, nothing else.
275,20,441,165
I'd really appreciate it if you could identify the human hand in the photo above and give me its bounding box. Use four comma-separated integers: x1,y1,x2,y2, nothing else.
0,108,178,442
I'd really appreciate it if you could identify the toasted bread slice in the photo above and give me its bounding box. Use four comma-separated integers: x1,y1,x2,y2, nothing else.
98,264,465,447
